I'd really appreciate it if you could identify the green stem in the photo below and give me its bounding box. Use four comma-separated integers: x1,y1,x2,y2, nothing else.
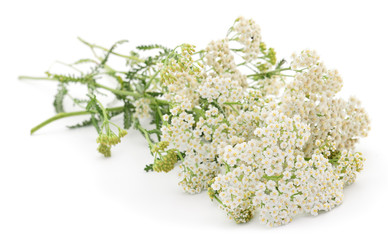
224,102,243,106
106,106,125,112
30,106,124,135
18,76,54,81
96,83,169,105
94,99,109,120
247,67,291,78
224,162,231,173
95,83,142,98
145,70,160,90
77,37,144,63
136,122,154,147
19,76,170,106
30,111,91,135
213,195,226,207
19,75,141,97
262,174,284,181
176,151,184,161
279,74,294,77
227,104,240,114
154,100,164,119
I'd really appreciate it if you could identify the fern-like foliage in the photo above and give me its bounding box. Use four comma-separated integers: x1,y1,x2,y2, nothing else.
276,59,286,69
46,72,95,84
53,84,68,113
99,40,128,67
136,44,172,53
85,95,105,133
126,44,172,81
144,164,154,172
123,101,134,129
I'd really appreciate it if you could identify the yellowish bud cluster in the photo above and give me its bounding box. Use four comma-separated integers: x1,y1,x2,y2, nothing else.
96,129,127,157
151,141,169,153
153,150,178,173
160,44,202,85
207,179,216,199
227,205,255,224
267,48,276,65
97,144,111,157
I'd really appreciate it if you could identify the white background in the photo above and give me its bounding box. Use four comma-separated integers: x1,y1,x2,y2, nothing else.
1,0,388,239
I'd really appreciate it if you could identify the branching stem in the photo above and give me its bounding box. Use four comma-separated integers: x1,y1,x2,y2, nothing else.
77,37,144,63
30,106,124,135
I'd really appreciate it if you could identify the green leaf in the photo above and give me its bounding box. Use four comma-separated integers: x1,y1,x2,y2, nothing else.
86,95,105,123
136,44,172,52
53,84,68,113
72,98,89,107
73,58,98,65
100,40,128,67
144,164,154,172
123,101,133,129
146,91,163,97
89,97,104,119
150,104,162,131
107,110,123,119
91,115,100,133
135,83,144,93
276,59,286,69
148,129,162,135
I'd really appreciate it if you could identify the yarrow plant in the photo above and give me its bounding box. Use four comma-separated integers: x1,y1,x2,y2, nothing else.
21,17,370,227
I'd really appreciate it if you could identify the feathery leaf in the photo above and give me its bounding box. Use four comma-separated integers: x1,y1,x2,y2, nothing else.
53,84,68,113
123,101,134,129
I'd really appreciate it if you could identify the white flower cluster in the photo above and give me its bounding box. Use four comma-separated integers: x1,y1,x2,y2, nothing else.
161,99,265,194
259,76,285,96
232,16,262,61
335,151,365,185
161,108,223,193
161,44,202,108
154,17,369,226
282,50,370,156
314,139,366,185
205,39,248,88
134,98,151,119
197,75,244,104
290,49,320,70
211,110,345,226
205,39,237,73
